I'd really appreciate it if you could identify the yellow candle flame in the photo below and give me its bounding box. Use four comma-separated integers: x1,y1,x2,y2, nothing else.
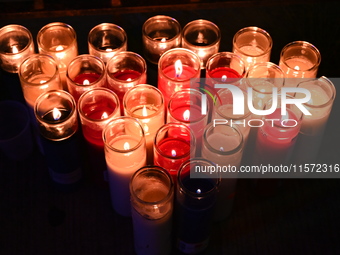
161,38,167,43
83,79,90,85
126,78,132,82
52,107,62,121
183,109,190,121
294,65,300,71
196,188,202,194
222,75,227,82
171,149,177,157
56,45,64,51
105,48,113,52
12,45,19,54
142,105,148,117
175,59,183,78
101,112,109,119
124,142,130,150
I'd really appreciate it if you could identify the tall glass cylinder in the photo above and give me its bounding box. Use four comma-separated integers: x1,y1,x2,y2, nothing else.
130,166,174,255
103,117,147,217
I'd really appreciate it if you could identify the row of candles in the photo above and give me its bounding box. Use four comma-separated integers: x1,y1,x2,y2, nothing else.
0,15,336,255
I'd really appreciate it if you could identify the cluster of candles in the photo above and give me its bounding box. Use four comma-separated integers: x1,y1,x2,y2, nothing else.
0,15,336,255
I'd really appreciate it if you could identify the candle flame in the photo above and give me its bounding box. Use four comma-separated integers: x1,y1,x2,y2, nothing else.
175,59,183,78
171,149,177,157
126,78,132,82
124,142,130,150
142,105,148,117
83,79,90,85
196,189,202,194
12,45,19,54
161,38,166,43
222,75,227,82
183,109,190,121
294,65,300,71
101,112,109,119
40,80,46,84
56,45,64,51
105,48,113,52
52,107,61,121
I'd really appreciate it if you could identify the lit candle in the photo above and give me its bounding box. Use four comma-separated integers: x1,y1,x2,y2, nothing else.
142,15,182,64
103,117,147,217
154,123,195,181
107,51,147,111
88,23,127,64
279,41,321,86
201,123,243,221
123,84,164,164
0,24,35,73
176,159,219,254
34,90,83,191
37,22,78,90
130,166,174,255
292,77,336,165
19,54,62,109
78,88,120,187
182,19,221,68
158,48,201,106
167,89,208,153
66,54,107,102
232,26,272,70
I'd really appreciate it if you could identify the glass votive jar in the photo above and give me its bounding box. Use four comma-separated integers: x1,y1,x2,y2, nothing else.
158,48,201,105
168,88,208,152
0,24,35,73
88,23,127,64
19,54,62,109
182,19,221,69
232,26,272,70
279,41,321,84
142,15,182,64
201,123,243,221
34,90,83,191
103,116,147,217
78,87,120,187
176,158,219,254
130,166,174,255
37,22,78,89
106,51,147,109
123,84,164,164
66,54,107,102
153,123,196,182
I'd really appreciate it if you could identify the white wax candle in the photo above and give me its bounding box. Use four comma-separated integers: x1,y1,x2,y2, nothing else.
106,135,146,216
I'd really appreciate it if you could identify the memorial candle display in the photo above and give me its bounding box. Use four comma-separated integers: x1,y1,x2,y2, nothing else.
154,123,195,181
158,48,201,105
37,22,78,89
176,159,219,254
167,89,208,152
19,54,62,109
279,41,321,86
103,117,146,217
78,88,120,187
201,123,243,221
130,166,174,255
66,54,107,102
88,23,127,64
292,77,336,165
181,19,221,69
232,26,272,70
142,15,182,64
0,24,35,73
107,51,147,109
123,84,164,164
34,90,83,191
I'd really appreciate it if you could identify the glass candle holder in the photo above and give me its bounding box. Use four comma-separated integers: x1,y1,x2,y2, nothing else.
66,54,107,102
37,22,78,89
34,90,83,190
168,88,208,152
123,84,164,164
292,77,336,165
182,19,221,69
142,15,182,64
0,24,35,73
232,26,272,70
19,54,62,109
107,51,147,109
88,23,127,64
279,41,321,85
78,87,120,187
201,123,243,221
103,116,147,217
158,48,201,105
154,123,196,182
130,166,174,255
176,158,219,254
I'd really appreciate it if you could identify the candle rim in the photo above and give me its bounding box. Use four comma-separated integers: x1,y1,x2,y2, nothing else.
0,24,34,55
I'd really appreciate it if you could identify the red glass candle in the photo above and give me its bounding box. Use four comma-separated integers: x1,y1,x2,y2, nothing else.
154,123,196,181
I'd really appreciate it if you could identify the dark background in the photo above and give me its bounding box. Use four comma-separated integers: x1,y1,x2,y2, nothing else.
1,1,340,254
